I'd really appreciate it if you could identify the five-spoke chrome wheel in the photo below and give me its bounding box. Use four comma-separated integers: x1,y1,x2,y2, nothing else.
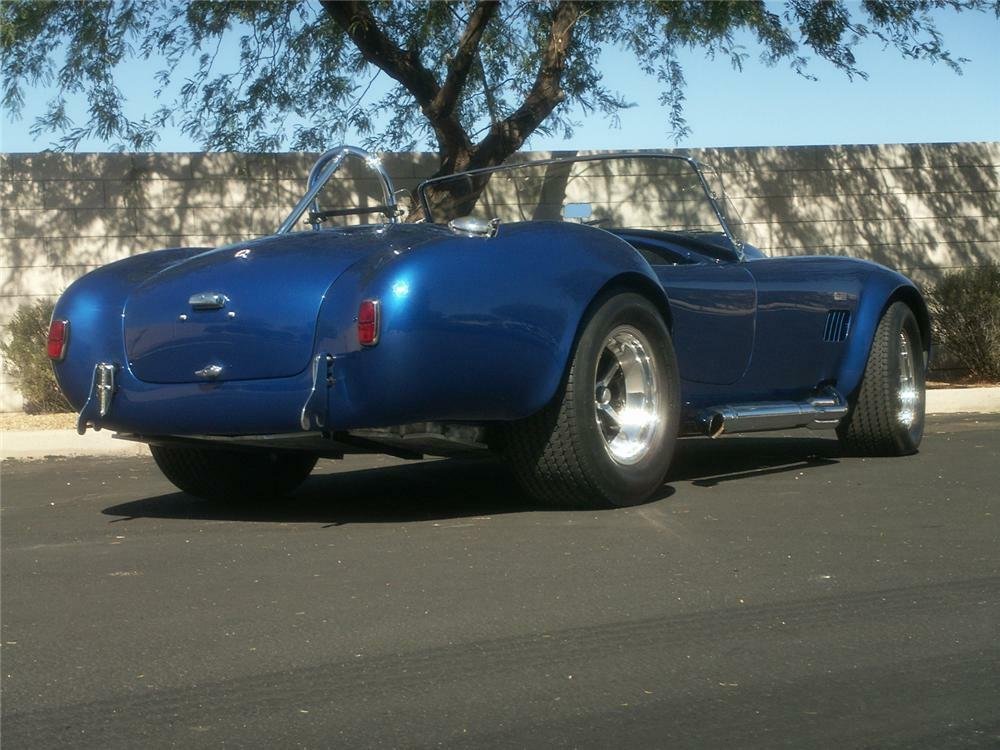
594,327,661,465
504,291,680,508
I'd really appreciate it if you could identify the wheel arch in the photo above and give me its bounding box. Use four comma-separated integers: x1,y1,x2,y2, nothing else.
887,285,931,355
837,274,930,400
541,272,674,413
588,272,674,331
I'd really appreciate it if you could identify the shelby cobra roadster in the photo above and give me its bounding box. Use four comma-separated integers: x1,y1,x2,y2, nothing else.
49,146,928,507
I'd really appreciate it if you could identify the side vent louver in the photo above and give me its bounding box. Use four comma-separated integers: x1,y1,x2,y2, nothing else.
823,310,852,342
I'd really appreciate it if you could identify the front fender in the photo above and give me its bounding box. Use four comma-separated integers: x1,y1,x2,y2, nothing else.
836,266,929,399
315,222,664,428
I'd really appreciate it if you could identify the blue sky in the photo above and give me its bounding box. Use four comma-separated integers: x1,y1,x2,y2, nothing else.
1,5,997,153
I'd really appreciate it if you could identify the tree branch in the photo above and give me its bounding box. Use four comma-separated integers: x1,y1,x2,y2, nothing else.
430,1,500,119
321,0,474,167
320,0,439,106
473,1,583,166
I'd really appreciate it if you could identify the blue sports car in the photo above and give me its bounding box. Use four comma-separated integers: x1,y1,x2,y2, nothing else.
49,146,928,507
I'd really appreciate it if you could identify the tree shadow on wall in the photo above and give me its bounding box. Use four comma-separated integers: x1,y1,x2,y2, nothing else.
697,142,998,288
0,150,401,299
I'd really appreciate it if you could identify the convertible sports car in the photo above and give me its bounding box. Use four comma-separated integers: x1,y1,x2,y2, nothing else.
49,146,928,508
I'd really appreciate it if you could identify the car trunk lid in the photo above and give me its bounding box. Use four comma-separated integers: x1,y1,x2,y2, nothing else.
124,230,381,383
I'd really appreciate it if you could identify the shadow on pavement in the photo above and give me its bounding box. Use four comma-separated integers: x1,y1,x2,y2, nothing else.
669,433,842,486
102,432,842,524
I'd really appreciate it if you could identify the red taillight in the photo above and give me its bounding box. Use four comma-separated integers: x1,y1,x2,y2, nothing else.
47,319,69,361
357,299,380,346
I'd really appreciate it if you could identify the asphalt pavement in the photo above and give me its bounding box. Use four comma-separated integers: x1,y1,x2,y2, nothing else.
2,415,998,748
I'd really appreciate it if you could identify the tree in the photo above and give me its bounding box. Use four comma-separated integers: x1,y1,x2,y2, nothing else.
3,0,996,182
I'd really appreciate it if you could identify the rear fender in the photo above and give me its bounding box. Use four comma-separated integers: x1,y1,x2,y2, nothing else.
52,247,209,408
315,222,665,428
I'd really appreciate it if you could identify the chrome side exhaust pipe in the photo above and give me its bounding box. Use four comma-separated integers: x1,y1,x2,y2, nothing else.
700,390,847,438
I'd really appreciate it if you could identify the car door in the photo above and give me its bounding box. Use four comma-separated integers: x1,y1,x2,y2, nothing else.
629,237,756,386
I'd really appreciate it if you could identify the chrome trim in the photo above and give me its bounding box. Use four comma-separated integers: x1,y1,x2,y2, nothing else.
277,145,399,234
417,152,745,259
300,353,334,431
188,292,228,310
448,216,500,238
594,326,661,466
359,299,381,346
49,319,70,362
699,389,848,437
823,310,852,342
897,330,920,427
194,364,224,380
77,362,117,434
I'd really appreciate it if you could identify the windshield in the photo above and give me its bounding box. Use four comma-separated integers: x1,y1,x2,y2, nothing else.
417,154,743,247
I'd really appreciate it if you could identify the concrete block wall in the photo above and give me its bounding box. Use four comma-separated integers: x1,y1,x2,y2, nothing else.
1,142,997,411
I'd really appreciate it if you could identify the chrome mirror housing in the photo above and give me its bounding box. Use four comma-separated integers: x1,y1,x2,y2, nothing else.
448,216,500,238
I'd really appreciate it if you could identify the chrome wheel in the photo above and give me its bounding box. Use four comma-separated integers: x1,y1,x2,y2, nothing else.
897,329,920,427
504,291,679,507
594,326,661,465
837,301,924,456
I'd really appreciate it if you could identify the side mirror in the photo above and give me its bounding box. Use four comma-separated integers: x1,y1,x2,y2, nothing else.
561,202,593,223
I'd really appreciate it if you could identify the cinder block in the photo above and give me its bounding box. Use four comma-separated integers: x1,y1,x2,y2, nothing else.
132,206,190,235
273,152,317,180
2,153,74,181
42,180,106,210
1,264,96,297
1,208,71,239
72,208,138,238
176,179,253,209
44,236,137,267
378,152,421,180
71,153,136,180
879,165,998,197
161,206,249,237
1,237,51,267
123,234,177,256
130,153,194,180
1,179,44,210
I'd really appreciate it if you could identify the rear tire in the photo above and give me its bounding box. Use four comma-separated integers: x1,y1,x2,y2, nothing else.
504,292,680,508
838,301,926,456
150,444,317,502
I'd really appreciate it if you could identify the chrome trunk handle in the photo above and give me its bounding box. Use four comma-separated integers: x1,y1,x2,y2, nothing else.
188,292,228,310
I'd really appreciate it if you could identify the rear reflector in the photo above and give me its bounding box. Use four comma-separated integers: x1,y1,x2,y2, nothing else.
47,319,70,361
358,299,380,346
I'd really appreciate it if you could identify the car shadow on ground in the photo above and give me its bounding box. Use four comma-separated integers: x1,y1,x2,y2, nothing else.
669,434,843,486
102,432,843,525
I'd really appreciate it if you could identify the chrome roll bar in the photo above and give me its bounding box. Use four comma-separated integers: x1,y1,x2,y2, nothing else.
276,145,399,234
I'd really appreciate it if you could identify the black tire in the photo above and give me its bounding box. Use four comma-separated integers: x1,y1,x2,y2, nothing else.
838,301,926,456
504,291,680,508
150,444,317,502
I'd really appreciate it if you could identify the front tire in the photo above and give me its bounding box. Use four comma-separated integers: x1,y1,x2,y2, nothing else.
838,301,926,456
150,444,317,502
505,292,680,508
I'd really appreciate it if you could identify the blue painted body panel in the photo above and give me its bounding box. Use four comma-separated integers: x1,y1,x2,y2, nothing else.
317,221,663,428
125,230,381,382
51,220,927,441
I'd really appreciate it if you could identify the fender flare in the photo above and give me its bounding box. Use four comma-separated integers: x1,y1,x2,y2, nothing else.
837,271,930,400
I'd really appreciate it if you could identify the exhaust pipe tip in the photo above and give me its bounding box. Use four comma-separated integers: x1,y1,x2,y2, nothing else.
706,412,725,439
